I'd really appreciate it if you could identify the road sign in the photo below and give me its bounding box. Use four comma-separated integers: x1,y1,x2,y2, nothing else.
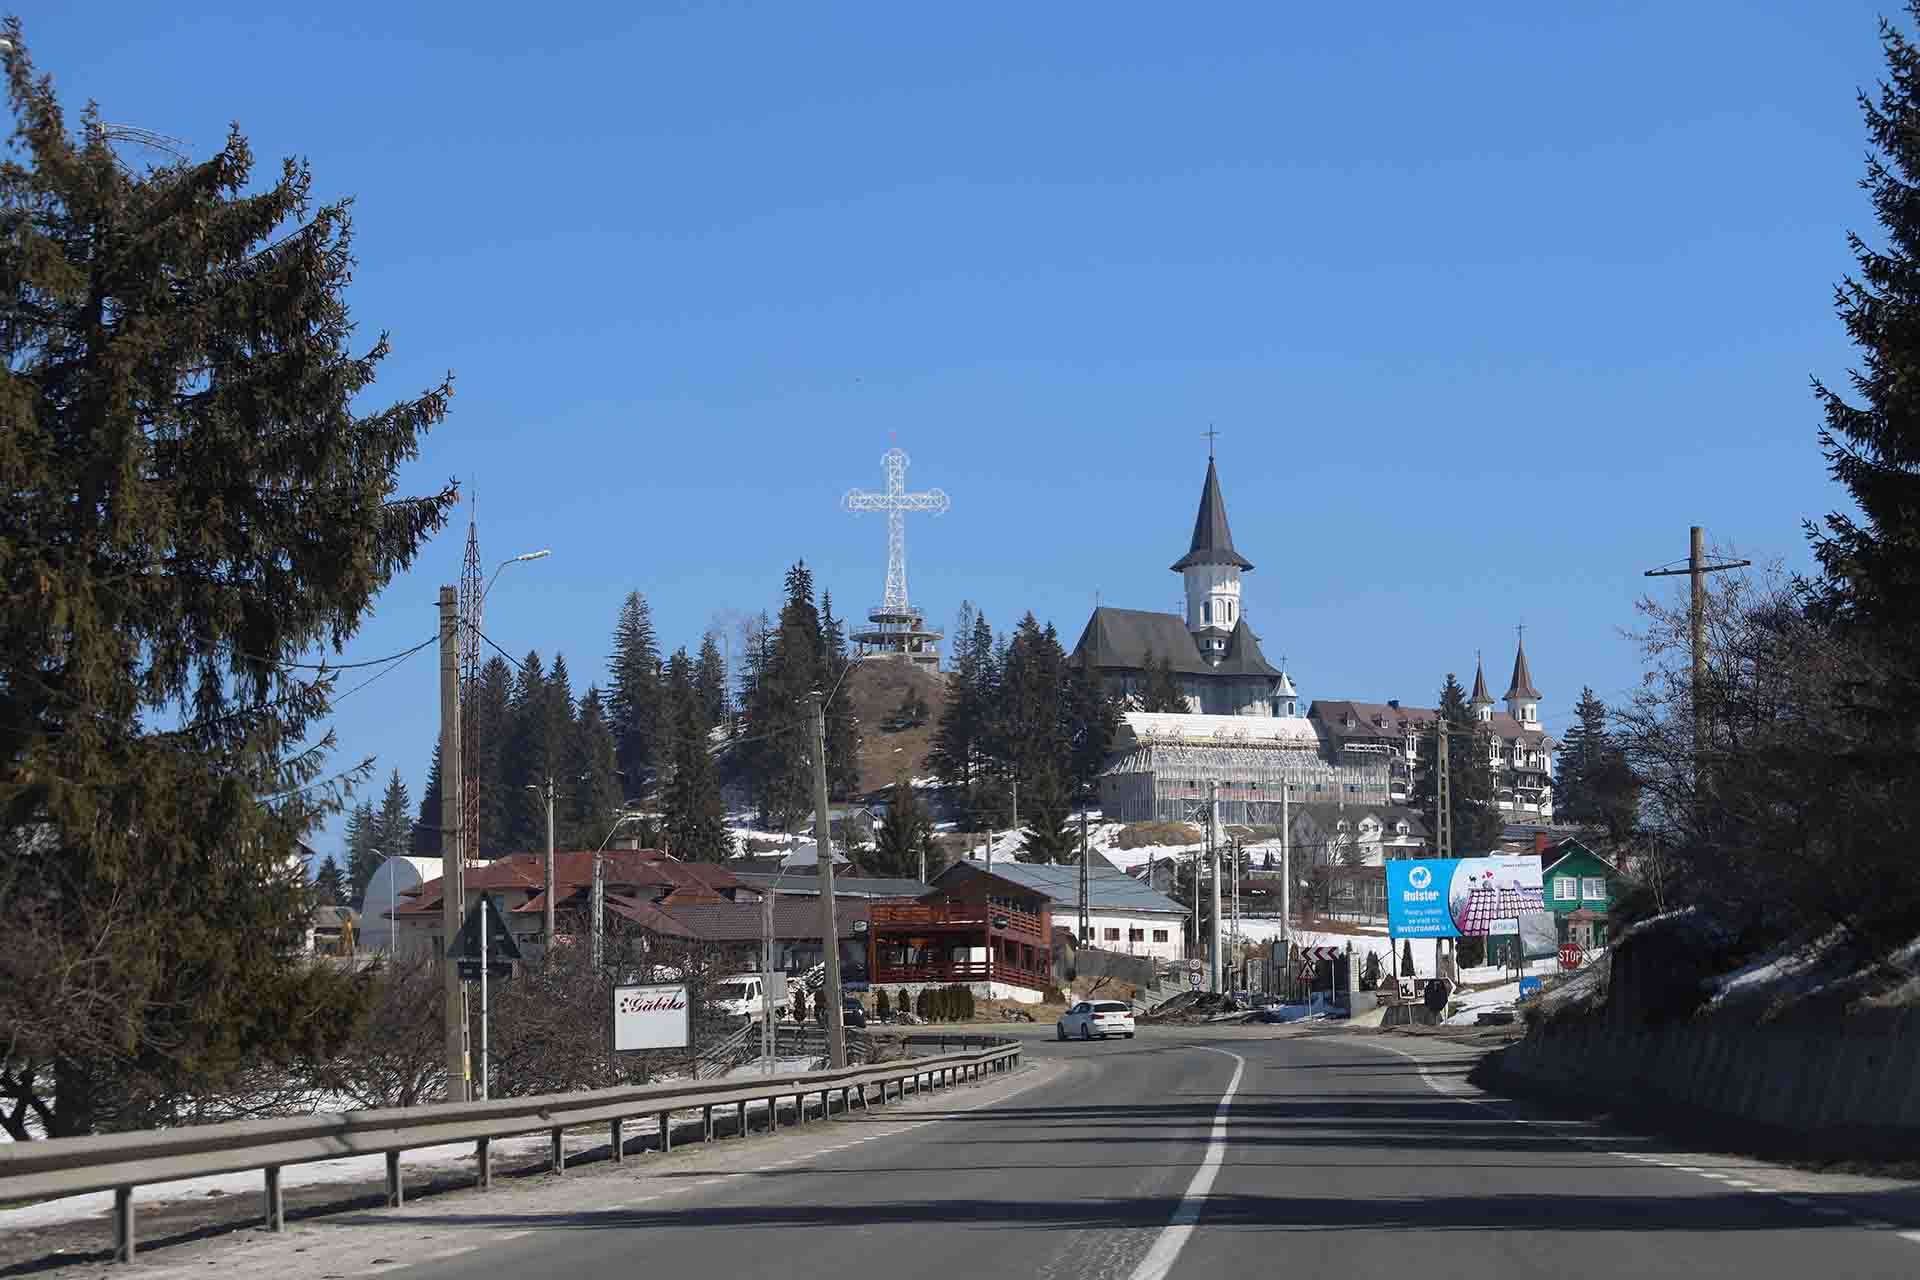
1188,959,1204,990
448,892,523,964
1518,976,1544,1001
1558,942,1585,971
457,959,513,983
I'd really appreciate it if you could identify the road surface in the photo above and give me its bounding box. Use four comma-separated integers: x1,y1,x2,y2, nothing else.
99,1028,1920,1280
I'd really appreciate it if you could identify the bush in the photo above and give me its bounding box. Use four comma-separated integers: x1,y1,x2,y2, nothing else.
1361,952,1383,991
915,988,933,1020
875,988,891,1019
1456,935,1486,968
896,988,910,1017
792,988,808,1024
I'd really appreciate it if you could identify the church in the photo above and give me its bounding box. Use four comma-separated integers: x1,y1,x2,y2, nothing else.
1076,454,1558,828
1069,455,1299,717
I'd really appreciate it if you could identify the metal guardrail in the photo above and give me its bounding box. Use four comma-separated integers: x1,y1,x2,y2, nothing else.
0,1041,1023,1263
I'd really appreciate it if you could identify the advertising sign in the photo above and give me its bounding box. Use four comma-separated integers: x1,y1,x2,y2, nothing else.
1488,917,1520,937
612,984,690,1052
1385,855,1544,939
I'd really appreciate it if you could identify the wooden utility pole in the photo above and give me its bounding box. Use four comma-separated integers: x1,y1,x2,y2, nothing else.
541,776,557,947
1435,718,1453,859
1645,526,1750,791
1208,779,1222,994
1078,812,1091,946
437,586,468,1103
809,694,848,1070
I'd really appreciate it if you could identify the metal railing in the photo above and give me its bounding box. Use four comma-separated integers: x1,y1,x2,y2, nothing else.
0,1041,1023,1264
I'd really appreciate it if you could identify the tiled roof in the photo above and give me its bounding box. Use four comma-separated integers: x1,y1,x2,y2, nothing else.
1455,884,1546,935
1309,700,1438,740
401,850,744,916
732,872,930,899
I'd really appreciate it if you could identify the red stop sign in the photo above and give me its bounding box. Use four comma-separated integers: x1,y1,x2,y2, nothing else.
1558,943,1584,970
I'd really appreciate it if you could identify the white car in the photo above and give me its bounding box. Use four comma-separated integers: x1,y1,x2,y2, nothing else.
1057,1000,1136,1041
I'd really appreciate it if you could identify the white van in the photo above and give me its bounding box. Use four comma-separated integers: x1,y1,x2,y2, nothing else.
712,972,789,1022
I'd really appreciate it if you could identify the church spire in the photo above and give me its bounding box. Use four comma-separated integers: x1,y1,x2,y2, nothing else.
1170,455,1254,573
1469,651,1494,722
1504,626,1541,726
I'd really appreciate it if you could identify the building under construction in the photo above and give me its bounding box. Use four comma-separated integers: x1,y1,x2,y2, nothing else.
1099,712,1392,826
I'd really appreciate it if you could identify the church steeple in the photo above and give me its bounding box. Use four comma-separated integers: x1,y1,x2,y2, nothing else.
1172,453,1252,650
1469,651,1494,722
1504,628,1541,726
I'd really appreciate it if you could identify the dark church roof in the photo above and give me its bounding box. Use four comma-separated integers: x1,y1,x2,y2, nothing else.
1505,638,1541,700
1169,458,1254,573
1469,656,1492,705
1071,607,1282,680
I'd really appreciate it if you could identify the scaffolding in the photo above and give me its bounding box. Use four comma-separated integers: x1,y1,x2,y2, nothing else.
1100,739,1391,825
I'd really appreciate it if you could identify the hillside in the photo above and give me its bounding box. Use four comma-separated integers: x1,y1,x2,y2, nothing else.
845,658,947,796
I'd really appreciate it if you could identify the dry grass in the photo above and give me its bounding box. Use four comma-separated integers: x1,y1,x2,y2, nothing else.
1112,821,1201,849
845,659,948,796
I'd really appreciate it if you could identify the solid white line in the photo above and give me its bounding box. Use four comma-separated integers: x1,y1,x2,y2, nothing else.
1126,1048,1246,1280
1897,1230,1920,1245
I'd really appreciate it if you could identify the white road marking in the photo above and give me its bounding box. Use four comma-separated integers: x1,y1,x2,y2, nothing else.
1897,1231,1920,1245
1126,1048,1246,1280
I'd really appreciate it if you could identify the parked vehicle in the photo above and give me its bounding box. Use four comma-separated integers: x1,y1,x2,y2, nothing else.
1057,1000,1136,1041
712,972,790,1022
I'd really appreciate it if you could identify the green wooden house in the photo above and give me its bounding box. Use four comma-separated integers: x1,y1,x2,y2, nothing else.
1540,838,1624,950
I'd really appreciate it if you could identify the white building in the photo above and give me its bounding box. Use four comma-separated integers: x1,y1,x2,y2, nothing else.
945,857,1190,965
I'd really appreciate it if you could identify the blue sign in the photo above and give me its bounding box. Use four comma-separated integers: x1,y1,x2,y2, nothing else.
1386,859,1459,937
1518,977,1543,1001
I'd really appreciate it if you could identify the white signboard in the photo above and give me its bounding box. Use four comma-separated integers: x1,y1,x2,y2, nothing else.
612,984,690,1052
1489,918,1520,937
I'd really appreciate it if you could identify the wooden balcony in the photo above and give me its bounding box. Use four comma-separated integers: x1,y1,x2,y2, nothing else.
870,959,1052,993
868,901,1045,938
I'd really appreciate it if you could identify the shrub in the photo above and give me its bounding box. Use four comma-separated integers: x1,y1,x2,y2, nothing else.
792,989,808,1024
876,988,891,1019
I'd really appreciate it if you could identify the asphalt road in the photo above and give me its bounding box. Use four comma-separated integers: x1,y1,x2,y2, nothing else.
179,1028,1920,1280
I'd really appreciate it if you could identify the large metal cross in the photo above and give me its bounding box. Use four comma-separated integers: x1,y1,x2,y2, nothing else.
843,447,950,614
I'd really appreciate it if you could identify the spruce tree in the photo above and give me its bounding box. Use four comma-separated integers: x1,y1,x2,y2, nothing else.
0,30,455,1134
313,857,344,908
344,802,379,900
1066,660,1122,802
693,632,728,729
1410,675,1505,855
1135,647,1188,713
870,777,937,879
928,605,990,794
818,592,861,798
661,655,731,861
607,592,664,796
367,769,412,898
412,744,443,855
1017,768,1079,864
749,563,824,829
1811,3,1920,686
500,651,549,852
568,687,623,848
470,656,516,857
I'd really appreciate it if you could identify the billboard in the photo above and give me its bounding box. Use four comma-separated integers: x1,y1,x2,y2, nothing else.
1385,855,1544,939
612,984,690,1052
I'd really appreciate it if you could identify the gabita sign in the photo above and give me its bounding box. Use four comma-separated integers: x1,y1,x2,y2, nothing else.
612,984,690,1052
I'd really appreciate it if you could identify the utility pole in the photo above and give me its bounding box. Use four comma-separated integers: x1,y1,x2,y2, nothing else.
1281,783,1292,1001
591,848,606,968
809,694,848,1070
1208,779,1222,994
1078,811,1091,946
541,777,557,947
1435,718,1453,860
761,878,776,1074
437,586,467,1103
1645,526,1750,797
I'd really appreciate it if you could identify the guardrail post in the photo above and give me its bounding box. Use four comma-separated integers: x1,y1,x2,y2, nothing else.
736,1099,747,1137
610,1118,624,1164
551,1127,566,1174
765,1097,777,1133
385,1152,403,1208
477,1137,492,1189
113,1187,134,1263
263,1166,285,1233
703,1105,714,1143
657,1110,672,1152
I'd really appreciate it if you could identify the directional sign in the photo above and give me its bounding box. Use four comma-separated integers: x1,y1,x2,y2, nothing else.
457,959,514,983
447,892,523,964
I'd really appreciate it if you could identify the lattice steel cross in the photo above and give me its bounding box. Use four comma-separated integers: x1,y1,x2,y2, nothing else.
842,447,950,613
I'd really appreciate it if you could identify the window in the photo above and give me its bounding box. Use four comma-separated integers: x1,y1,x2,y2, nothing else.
1202,601,1212,624
1152,929,1169,942
1582,877,1606,901
1128,927,1145,942
1554,876,1578,902
1104,927,1121,941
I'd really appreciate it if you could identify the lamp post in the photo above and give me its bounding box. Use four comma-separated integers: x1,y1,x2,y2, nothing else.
483,549,551,603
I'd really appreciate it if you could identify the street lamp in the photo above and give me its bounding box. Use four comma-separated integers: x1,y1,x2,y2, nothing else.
483,549,551,603
591,811,646,968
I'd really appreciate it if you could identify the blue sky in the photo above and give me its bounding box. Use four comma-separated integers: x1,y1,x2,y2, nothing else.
26,2,1892,854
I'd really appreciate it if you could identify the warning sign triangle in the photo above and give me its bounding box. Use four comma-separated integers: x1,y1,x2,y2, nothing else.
447,891,523,962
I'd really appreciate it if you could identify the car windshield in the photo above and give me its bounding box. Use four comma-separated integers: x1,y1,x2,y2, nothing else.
715,983,749,1000
1094,1002,1131,1013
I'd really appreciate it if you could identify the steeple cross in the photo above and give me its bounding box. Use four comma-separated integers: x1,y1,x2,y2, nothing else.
843,447,951,614
1202,425,1220,459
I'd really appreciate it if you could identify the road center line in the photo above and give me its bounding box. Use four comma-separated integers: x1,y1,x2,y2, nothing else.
1126,1047,1246,1280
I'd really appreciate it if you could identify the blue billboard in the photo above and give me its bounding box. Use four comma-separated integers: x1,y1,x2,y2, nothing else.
1385,855,1545,938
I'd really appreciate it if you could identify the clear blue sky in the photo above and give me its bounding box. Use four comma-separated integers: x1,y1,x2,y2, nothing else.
26,2,1890,855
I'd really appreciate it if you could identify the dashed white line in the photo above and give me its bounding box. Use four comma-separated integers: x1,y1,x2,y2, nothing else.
1127,1047,1246,1280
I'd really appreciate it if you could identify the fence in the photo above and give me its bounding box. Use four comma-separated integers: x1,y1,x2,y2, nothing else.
0,1041,1023,1264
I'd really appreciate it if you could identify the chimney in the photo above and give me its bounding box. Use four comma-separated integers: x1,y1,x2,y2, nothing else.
1534,832,1549,856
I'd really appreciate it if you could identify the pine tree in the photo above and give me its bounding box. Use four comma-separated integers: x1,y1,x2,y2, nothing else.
693,632,728,729
929,605,991,794
0,32,455,1133
1017,768,1079,864
748,564,823,830
344,802,379,902
1135,647,1188,714
470,656,516,857
366,770,412,899
1410,675,1505,855
568,687,623,848
314,856,344,907
1066,660,1122,802
1811,3,1920,684
661,653,731,861
870,777,937,879
607,592,664,797
413,744,443,855
818,592,860,799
